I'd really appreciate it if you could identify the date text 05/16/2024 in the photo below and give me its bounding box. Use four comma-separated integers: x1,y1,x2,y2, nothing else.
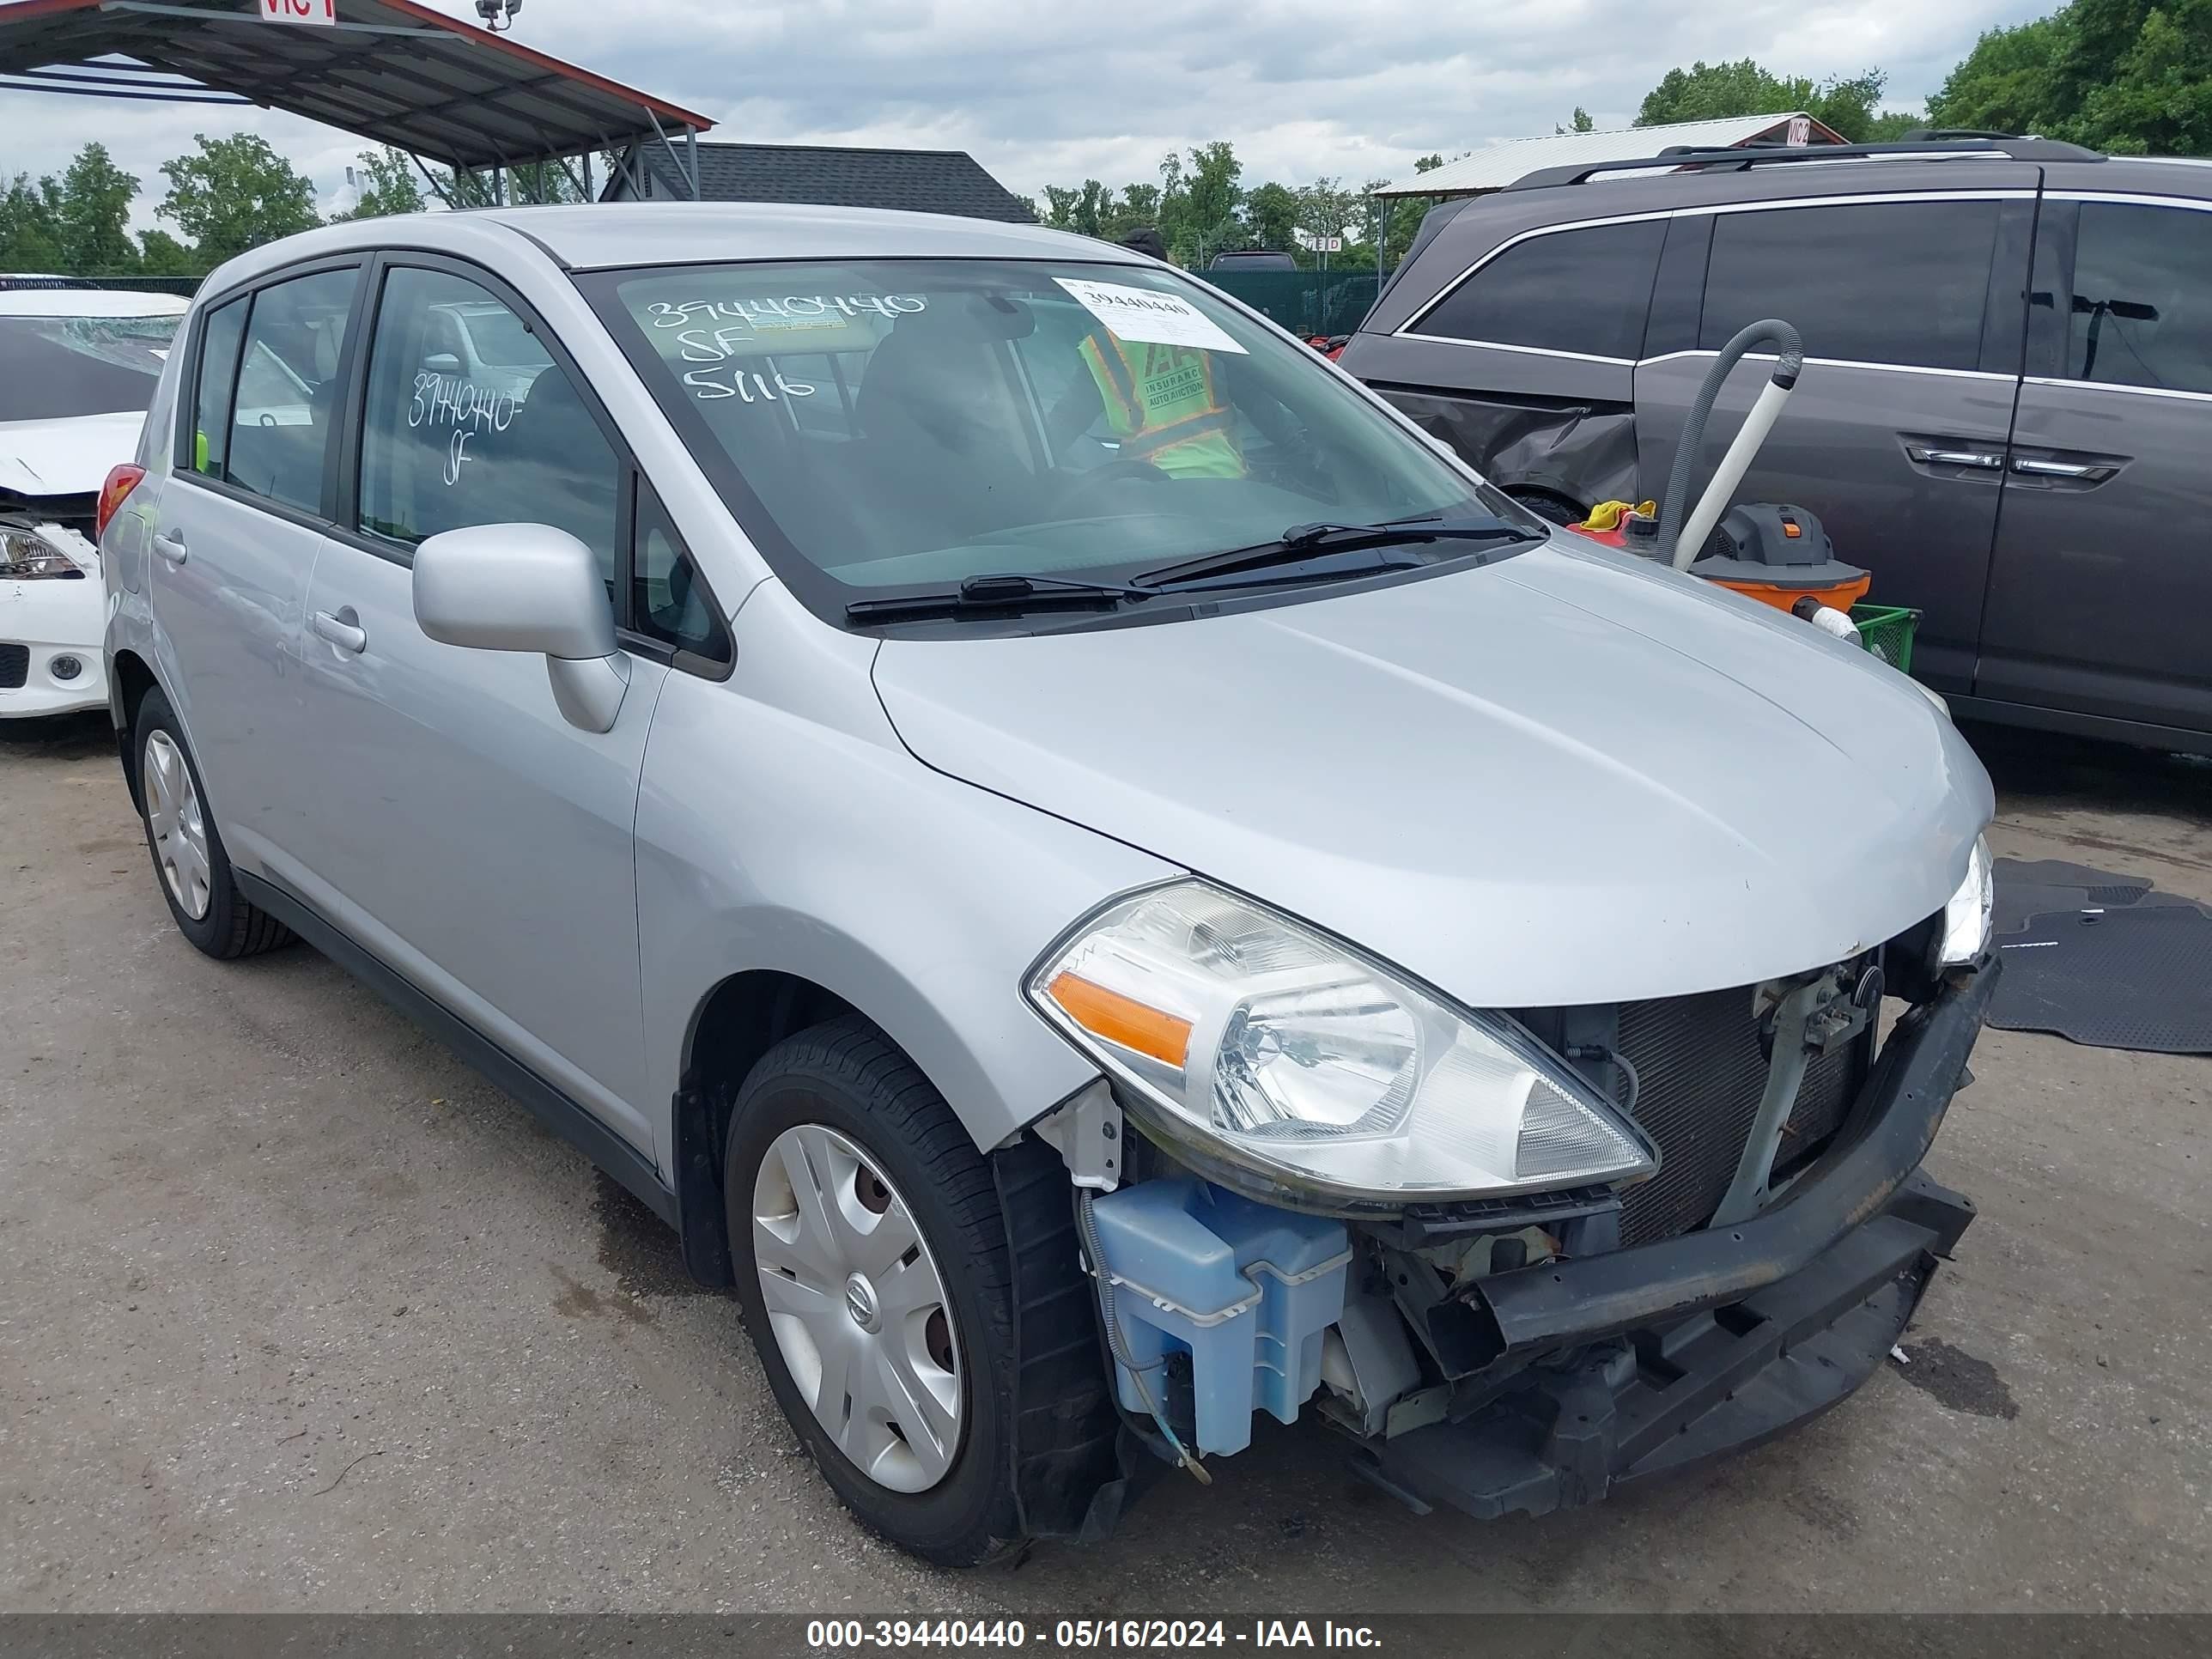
801,1620,1384,1650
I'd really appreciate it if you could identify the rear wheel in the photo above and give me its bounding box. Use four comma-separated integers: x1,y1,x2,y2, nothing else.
132,690,292,960
725,1017,1025,1565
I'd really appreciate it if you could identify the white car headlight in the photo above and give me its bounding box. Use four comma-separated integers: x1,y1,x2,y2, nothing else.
3,526,90,580
1936,835,1994,968
1026,881,1655,1210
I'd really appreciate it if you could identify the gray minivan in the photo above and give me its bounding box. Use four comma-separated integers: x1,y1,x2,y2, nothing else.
1340,139,2212,754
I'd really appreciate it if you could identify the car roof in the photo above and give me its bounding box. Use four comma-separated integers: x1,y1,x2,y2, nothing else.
198,203,1149,294
0,286,192,319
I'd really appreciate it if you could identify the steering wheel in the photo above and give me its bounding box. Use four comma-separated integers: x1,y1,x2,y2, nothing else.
1048,454,1171,517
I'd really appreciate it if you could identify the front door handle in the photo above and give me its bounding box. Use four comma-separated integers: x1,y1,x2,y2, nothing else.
1905,444,2005,470
2012,456,2116,481
312,607,367,653
152,531,187,566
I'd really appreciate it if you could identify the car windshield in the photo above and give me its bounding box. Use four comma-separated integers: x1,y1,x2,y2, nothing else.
0,312,180,422
589,258,1517,617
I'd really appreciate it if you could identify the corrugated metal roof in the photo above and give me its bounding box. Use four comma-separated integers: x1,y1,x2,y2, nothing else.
0,0,712,173
1372,114,1827,198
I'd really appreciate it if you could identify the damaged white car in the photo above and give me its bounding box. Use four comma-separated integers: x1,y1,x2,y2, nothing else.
2,284,186,717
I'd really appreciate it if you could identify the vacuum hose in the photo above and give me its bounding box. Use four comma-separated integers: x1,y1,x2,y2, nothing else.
1658,319,1804,571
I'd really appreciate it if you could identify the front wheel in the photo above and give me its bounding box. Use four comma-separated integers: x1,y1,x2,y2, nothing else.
726,1018,1026,1565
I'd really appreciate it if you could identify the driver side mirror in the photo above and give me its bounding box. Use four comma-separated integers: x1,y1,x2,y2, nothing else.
411,523,629,733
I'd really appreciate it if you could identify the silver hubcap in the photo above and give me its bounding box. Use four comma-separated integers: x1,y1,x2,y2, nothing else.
143,729,212,921
751,1124,962,1493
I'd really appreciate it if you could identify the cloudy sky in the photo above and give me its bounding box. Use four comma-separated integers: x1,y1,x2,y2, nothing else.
7,0,2047,233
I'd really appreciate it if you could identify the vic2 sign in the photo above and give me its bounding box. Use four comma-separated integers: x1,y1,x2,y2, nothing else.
261,0,336,24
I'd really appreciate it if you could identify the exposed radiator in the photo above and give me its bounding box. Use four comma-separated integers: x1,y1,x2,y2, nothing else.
1613,984,1862,1249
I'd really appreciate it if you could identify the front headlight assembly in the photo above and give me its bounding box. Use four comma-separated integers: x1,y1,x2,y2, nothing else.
1936,834,1994,969
1026,881,1655,1212
2,526,89,580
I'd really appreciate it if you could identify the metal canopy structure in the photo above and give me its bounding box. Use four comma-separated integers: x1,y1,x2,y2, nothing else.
0,0,714,201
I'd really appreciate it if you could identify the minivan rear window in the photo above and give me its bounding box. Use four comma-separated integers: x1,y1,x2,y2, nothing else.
1701,200,1999,372
1411,220,1665,361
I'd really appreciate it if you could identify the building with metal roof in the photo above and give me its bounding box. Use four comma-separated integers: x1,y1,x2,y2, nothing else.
599,141,1034,223
0,0,714,202
1372,112,1847,200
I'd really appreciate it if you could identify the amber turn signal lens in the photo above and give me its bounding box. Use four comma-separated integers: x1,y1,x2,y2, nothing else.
1046,971,1193,1068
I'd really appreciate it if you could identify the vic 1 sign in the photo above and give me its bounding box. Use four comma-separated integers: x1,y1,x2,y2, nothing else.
261,0,336,24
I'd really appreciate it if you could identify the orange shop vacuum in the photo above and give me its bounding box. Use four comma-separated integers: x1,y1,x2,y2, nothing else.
1571,319,1870,638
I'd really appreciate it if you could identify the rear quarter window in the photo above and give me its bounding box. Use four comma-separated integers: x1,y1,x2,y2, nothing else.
1410,219,1667,361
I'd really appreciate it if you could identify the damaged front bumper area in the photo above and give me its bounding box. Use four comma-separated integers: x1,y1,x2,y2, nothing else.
1348,964,1992,1520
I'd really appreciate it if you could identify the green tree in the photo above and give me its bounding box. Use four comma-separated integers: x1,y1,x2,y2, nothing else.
1635,58,1905,141
1157,141,1243,265
1927,13,2069,133
428,157,587,207
1100,181,1159,243
158,134,319,265
1380,152,1447,268
1555,106,1596,134
1931,0,2212,155
0,173,64,271
333,146,427,220
1039,184,1080,230
53,143,139,272
136,228,201,276
1244,180,1299,252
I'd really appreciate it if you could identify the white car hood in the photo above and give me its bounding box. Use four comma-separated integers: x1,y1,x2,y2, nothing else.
0,410,144,501
871,538,1994,1008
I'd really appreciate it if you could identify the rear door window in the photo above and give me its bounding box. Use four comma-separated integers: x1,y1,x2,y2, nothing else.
1411,219,1666,360
219,267,360,514
1700,200,2000,372
2065,200,2212,395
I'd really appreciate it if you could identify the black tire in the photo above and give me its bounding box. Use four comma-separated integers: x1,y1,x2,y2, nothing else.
725,1016,1027,1566
131,688,293,961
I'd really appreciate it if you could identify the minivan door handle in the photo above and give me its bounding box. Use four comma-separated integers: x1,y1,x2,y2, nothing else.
2012,456,2116,482
1905,444,2005,470
311,607,368,654
152,530,187,566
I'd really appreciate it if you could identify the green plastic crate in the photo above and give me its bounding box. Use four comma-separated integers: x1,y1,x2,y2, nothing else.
1850,604,1921,673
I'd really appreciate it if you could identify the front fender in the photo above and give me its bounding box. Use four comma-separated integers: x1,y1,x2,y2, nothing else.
635,586,1176,1173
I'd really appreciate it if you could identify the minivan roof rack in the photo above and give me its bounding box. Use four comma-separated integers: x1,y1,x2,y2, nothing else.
1507,138,2106,191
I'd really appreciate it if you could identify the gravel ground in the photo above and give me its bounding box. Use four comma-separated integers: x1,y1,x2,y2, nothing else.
2,712,2206,1613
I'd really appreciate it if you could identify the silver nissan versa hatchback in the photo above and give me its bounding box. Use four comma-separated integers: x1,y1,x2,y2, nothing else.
101,204,1999,1565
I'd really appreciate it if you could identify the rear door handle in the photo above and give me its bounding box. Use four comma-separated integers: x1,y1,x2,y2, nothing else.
2012,456,2116,481
312,607,367,653
1905,444,2004,470
153,531,187,565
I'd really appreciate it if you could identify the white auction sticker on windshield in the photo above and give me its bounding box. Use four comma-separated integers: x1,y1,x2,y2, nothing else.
1054,277,1247,355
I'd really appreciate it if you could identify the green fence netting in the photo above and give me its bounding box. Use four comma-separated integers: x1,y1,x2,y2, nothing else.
1200,270,1379,337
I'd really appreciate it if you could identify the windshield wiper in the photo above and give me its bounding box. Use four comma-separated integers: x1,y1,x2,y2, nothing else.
1134,514,1540,592
844,571,1156,624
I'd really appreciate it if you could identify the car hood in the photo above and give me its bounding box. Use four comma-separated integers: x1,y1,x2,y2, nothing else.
0,411,144,504
870,538,1995,1008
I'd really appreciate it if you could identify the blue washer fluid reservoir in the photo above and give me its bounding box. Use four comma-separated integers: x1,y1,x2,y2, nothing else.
1085,1177,1352,1457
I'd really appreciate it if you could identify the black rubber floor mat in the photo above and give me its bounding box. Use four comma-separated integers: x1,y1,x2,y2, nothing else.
1994,857,2154,900
1989,906,2212,1053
